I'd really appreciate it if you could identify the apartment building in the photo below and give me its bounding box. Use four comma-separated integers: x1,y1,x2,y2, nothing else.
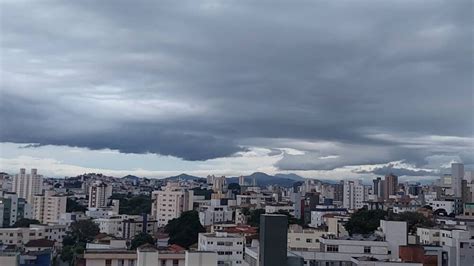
151,185,194,227
32,190,67,224
198,232,244,266
0,224,66,248
199,205,233,226
342,180,366,210
95,214,158,239
287,225,326,251
12,168,43,203
0,192,32,227
88,181,113,208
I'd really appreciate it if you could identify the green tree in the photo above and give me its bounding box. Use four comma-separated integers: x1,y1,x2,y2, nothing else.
12,218,40,228
66,198,87,212
247,209,265,227
69,219,100,243
110,194,151,215
61,219,100,265
344,209,387,236
130,232,155,249
227,183,241,196
165,210,205,249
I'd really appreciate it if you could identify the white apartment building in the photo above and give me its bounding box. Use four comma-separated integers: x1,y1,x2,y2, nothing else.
343,180,366,210
95,214,158,239
439,229,474,266
151,185,194,227
199,205,233,226
12,168,43,203
291,220,407,265
88,181,113,208
309,205,347,228
198,232,244,266
264,204,295,215
236,194,272,207
32,190,67,224
0,224,66,248
426,199,455,214
417,227,440,245
58,212,88,227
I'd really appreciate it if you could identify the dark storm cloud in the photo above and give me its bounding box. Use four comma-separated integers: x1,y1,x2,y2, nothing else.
1,0,473,167
354,163,437,177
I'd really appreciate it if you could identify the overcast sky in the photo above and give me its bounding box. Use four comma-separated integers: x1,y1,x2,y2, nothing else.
1,0,473,180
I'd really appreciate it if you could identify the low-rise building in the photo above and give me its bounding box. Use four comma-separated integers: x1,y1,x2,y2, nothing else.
0,224,66,248
287,225,326,251
198,231,245,266
199,205,233,226
309,205,347,228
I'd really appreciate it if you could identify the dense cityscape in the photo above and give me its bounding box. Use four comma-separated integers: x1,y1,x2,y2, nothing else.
0,164,473,265
1,0,472,266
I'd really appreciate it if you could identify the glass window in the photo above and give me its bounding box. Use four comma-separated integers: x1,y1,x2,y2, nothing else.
364,246,371,254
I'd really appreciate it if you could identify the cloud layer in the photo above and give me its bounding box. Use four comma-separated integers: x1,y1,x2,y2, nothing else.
1,0,473,175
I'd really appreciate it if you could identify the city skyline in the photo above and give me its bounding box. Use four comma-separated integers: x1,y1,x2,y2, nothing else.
1,1,473,180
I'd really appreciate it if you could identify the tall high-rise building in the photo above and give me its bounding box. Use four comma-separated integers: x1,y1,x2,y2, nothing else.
373,177,383,198
88,181,113,208
333,181,344,202
383,174,398,200
12,168,43,203
259,214,288,266
33,190,67,224
151,184,194,227
212,176,227,193
452,163,464,198
238,175,245,186
343,180,365,209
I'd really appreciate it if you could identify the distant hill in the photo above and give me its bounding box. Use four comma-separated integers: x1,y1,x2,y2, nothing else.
122,175,140,180
274,173,305,181
165,173,204,181
227,172,301,187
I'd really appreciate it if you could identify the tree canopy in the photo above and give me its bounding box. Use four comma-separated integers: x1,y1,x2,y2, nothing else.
61,219,100,265
130,232,155,250
110,194,151,215
165,210,205,249
227,183,241,195
246,209,266,227
344,209,388,236
66,198,87,213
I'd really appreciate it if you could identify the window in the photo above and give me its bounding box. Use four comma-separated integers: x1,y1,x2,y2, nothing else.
326,245,338,252
173,260,179,266
128,260,135,266
118,260,125,266
161,260,167,266
364,246,371,254
105,260,112,266
306,239,312,243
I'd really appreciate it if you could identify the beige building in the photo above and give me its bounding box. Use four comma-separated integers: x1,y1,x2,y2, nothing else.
151,184,194,227
89,181,113,208
12,168,43,203
287,225,327,251
32,190,67,224
0,224,66,248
